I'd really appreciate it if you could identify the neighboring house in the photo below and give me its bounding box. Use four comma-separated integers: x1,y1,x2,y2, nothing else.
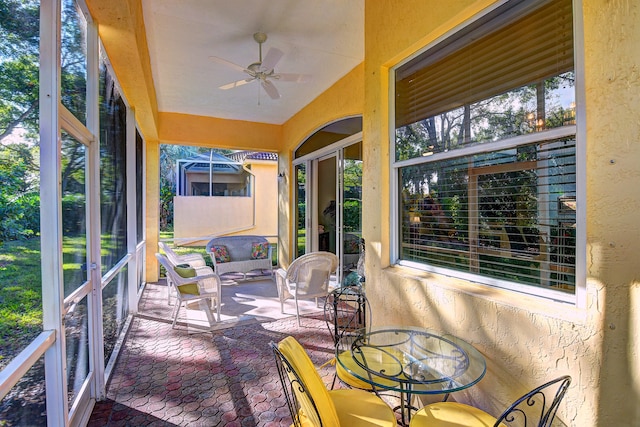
177,152,251,197
173,151,278,245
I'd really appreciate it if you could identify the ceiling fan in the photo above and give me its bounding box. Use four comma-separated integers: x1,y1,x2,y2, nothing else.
211,32,311,100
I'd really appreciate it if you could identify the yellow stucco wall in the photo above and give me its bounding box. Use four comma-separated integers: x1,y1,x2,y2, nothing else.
361,1,640,426
250,161,279,239
86,0,159,141
145,140,160,282
279,63,365,266
158,112,281,151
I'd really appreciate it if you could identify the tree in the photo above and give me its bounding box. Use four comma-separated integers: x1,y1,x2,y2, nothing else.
0,0,39,143
0,0,40,241
0,0,90,242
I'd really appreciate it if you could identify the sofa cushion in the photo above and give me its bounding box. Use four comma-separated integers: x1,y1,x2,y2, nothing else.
251,242,269,259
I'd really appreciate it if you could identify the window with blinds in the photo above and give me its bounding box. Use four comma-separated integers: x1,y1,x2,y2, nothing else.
393,0,576,298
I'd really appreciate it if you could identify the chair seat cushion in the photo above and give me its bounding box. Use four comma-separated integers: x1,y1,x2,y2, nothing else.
336,350,402,390
329,389,396,426
410,402,504,427
173,265,199,295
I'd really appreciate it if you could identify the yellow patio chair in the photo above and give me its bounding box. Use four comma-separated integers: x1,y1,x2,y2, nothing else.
409,375,571,427
156,253,221,329
271,336,396,427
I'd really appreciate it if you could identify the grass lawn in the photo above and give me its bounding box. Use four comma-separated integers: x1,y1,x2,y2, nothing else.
0,232,280,370
0,238,42,370
0,234,110,369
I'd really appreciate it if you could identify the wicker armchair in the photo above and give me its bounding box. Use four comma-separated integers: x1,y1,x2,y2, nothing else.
276,251,338,326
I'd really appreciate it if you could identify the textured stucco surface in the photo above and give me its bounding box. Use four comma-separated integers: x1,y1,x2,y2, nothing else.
361,1,640,426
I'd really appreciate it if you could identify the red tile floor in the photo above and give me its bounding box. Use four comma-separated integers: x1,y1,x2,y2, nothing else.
88,279,341,427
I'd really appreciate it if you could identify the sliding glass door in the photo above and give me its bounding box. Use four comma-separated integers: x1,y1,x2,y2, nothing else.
293,137,363,285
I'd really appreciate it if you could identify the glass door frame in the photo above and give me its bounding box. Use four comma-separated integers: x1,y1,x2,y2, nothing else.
292,131,363,284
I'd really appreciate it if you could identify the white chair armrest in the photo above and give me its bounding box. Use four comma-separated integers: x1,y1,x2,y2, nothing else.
275,268,292,301
172,271,218,286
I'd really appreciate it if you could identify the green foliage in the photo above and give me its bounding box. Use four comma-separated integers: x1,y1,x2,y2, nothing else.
159,185,174,231
0,143,40,240
0,0,40,142
343,199,361,232
297,202,305,229
1,0,91,243
61,193,85,234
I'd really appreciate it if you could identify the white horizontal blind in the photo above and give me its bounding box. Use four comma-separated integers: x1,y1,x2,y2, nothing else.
399,138,576,293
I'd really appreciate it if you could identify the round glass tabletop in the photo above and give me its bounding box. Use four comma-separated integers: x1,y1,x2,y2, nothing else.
338,326,486,395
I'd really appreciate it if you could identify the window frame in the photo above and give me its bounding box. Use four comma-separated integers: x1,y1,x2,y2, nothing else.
389,0,586,307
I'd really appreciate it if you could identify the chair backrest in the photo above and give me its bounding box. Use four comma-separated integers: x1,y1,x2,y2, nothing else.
324,285,370,348
156,252,205,296
156,252,185,285
156,252,176,277
495,375,571,427
158,242,182,265
286,252,338,297
271,336,339,426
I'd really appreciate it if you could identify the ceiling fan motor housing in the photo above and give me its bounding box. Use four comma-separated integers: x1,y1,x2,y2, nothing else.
253,32,268,44
212,31,309,100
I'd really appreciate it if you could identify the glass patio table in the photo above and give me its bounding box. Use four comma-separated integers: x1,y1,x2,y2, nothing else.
336,326,486,426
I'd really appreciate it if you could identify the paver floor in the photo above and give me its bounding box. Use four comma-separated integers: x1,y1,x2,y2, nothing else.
88,279,341,426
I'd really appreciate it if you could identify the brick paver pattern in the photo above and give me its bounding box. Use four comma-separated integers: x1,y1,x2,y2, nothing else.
88,284,342,427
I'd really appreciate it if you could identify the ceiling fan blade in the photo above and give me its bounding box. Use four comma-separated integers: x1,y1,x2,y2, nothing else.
260,47,284,72
275,73,312,83
261,80,281,99
210,56,247,73
219,78,254,90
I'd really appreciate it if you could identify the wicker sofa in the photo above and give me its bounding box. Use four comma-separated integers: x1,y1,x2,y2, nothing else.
205,235,273,280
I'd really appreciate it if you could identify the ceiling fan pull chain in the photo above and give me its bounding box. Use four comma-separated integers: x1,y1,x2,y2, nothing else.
257,83,261,106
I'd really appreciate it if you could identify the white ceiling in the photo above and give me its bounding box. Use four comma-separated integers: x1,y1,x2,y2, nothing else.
142,0,364,125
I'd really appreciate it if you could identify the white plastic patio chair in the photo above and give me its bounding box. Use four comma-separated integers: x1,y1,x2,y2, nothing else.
156,253,222,329
158,241,207,268
158,242,212,305
276,251,338,326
